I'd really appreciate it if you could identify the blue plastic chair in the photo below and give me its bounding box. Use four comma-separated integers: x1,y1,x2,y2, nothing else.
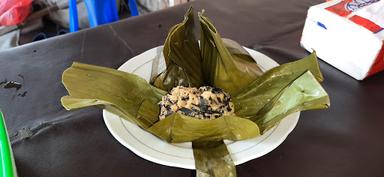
69,0,139,32
127,0,139,17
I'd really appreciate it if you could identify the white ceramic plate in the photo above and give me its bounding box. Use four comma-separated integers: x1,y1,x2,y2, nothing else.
103,46,299,169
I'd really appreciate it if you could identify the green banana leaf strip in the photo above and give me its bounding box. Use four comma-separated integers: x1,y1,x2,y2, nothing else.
199,13,261,95
193,140,236,177
253,71,329,132
152,7,203,91
233,52,325,118
61,62,166,129
148,113,260,143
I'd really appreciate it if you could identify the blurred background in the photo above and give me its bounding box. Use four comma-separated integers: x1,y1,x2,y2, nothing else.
0,0,191,51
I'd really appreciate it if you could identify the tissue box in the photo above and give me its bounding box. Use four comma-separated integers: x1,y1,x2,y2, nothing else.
301,0,384,80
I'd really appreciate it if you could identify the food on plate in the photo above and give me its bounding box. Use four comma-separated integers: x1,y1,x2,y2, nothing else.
61,7,330,177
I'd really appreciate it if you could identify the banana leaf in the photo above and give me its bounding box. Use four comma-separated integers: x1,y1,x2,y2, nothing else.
192,140,236,177
62,62,260,143
199,13,262,95
234,52,323,115
152,64,190,91
148,113,260,143
233,52,329,132
61,62,166,129
152,7,203,91
222,38,263,77
253,71,329,132
61,62,260,177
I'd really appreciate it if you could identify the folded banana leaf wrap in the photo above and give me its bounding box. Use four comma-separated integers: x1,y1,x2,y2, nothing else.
151,7,203,91
61,7,330,177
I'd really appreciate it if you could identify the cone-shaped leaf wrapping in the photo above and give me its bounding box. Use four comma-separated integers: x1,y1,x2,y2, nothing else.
152,7,203,91
199,14,263,95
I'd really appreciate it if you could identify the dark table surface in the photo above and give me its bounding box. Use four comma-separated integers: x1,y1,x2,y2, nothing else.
1,0,384,176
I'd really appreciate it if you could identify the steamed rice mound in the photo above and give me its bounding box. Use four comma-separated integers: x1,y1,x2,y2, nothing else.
159,86,235,120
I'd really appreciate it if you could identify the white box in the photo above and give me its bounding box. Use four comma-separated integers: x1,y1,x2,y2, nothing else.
301,0,384,80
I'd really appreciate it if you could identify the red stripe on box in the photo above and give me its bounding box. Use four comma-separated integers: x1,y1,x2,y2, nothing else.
368,43,384,77
349,15,383,33
326,0,353,17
